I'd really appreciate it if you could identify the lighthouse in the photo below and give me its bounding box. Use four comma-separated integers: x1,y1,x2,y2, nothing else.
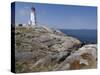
29,7,36,26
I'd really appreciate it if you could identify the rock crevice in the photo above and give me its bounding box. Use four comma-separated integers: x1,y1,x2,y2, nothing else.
15,26,97,73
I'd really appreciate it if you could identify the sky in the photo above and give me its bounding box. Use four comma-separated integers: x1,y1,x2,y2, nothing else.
12,2,97,29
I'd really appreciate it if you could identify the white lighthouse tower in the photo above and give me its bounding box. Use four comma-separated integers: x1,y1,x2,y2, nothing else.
29,7,36,26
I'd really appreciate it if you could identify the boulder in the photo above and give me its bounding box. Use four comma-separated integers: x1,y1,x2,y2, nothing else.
15,25,89,72
54,44,97,70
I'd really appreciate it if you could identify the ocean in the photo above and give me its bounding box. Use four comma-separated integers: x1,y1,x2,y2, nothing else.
60,29,97,44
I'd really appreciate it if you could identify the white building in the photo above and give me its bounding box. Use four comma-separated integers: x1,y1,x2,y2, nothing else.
29,7,36,26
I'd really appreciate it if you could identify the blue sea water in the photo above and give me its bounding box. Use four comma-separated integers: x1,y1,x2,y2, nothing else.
60,29,97,44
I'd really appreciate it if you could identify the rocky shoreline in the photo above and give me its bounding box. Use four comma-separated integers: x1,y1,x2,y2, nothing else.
15,25,97,73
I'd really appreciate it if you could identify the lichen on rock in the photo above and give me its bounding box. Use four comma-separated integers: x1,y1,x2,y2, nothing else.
15,25,97,73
